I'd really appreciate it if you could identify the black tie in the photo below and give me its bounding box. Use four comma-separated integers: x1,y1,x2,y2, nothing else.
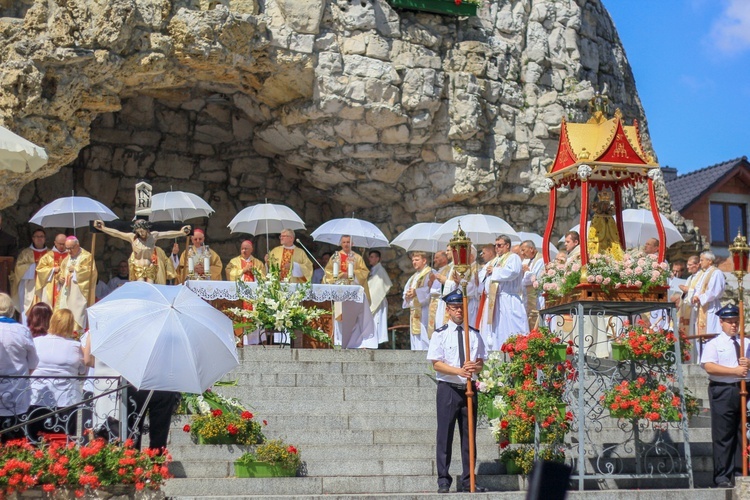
733,337,741,362
456,325,465,368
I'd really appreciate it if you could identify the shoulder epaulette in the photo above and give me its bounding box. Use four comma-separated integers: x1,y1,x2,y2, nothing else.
435,324,449,332
469,326,480,333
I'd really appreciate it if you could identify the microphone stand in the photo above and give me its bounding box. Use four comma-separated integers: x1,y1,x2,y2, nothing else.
295,238,325,271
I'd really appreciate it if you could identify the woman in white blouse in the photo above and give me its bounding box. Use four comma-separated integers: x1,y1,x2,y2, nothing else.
27,309,86,439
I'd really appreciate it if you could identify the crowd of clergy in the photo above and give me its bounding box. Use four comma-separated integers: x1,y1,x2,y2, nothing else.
0,210,729,354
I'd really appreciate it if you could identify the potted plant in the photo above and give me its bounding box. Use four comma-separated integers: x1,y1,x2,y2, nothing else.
178,383,246,415
611,319,691,363
0,436,171,496
601,378,699,422
227,263,332,345
234,439,301,478
498,444,566,475
534,250,670,304
184,408,265,445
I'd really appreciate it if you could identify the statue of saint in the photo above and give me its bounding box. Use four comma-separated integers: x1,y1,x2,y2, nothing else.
587,190,623,259
94,219,190,283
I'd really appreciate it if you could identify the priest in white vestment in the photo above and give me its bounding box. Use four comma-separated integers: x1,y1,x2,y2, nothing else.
483,235,528,350
402,252,433,351
519,240,545,331
11,229,48,324
367,250,392,345
690,251,726,336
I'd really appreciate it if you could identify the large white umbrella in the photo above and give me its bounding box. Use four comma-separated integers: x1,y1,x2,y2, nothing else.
432,214,521,246
228,203,305,235
563,211,683,248
517,231,558,258
87,282,238,393
29,196,117,229
311,218,389,248
621,209,684,248
0,125,48,173
390,222,443,253
150,191,215,222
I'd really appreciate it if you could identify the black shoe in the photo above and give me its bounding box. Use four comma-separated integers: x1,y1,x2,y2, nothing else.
716,481,733,488
438,485,450,494
457,485,488,493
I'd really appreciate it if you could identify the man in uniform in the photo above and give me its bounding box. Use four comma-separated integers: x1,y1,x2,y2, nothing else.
57,236,97,331
35,233,68,308
368,250,392,345
427,289,487,493
11,229,48,322
266,229,312,283
700,305,748,488
402,251,433,351
175,229,222,282
482,235,528,350
225,240,266,282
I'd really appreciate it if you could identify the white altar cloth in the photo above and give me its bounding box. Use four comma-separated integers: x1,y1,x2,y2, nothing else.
184,281,377,349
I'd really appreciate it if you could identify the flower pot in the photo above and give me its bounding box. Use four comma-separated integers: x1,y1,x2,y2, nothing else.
197,434,239,445
550,344,568,362
610,343,672,364
387,0,477,16
502,457,523,475
234,461,296,477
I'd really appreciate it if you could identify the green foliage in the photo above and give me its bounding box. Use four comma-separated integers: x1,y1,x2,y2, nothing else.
228,263,331,345
237,439,301,471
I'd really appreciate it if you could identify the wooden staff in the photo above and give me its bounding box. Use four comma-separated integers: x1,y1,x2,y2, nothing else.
741,282,748,476
462,280,476,492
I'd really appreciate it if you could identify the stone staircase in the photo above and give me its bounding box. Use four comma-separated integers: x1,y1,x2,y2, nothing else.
161,348,730,499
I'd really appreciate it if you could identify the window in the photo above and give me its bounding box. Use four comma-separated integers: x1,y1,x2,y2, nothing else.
710,202,747,246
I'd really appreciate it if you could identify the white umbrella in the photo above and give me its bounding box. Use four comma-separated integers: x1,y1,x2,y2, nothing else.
621,209,684,248
311,217,389,248
87,282,238,393
0,125,48,173
432,214,521,246
390,222,443,253
150,191,215,222
29,196,117,229
228,203,305,235
517,231,559,258
563,211,683,248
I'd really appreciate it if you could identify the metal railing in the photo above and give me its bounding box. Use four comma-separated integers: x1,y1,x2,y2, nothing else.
0,375,133,444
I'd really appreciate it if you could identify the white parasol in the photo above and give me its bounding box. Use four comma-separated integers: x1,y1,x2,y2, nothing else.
311,217,389,248
29,196,117,229
87,281,238,393
228,203,305,235
432,214,521,246
517,231,559,258
0,124,48,173
390,222,443,253
150,191,215,222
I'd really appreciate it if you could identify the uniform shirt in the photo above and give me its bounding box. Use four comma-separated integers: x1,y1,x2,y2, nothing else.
700,332,750,383
427,320,487,385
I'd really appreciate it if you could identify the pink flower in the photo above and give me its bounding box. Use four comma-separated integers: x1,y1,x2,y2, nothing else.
571,264,581,272
634,280,643,287
602,277,611,285
595,275,603,284
634,267,643,274
587,275,596,283
651,270,661,280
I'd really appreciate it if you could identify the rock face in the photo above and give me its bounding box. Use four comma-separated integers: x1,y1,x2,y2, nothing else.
1,0,691,286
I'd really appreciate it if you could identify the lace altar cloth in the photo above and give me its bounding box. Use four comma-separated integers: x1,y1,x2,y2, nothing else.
185,281,365,303
185,281,375,348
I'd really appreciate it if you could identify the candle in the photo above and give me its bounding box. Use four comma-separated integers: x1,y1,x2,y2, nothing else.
204,256,210,275
333,261,340,279
347,260,354,279
188,256,195,273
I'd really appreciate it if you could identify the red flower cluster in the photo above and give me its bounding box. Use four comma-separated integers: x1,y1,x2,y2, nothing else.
602,378,683,421
286,445,298,454
211,409,223,417
614,320,691,362
241,411,253,420
0,436,172,496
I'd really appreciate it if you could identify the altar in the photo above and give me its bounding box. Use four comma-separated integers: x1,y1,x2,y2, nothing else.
184,281,378,349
